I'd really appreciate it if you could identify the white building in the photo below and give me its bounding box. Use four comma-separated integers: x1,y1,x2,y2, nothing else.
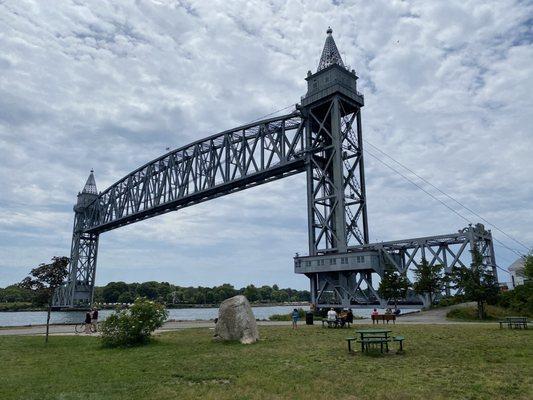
508,258,526,289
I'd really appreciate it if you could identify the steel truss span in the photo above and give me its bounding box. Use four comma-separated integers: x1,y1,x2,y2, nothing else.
54,113,306,307
87,113,305,233
54,28,498,309
295,223,497,308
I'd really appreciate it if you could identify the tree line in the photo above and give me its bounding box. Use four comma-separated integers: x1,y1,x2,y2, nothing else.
0,281,310,307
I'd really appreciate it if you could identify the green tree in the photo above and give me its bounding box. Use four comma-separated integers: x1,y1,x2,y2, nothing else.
524,252,533,280
117,291,135,304
102,282,129,303
19,257,69,343
272,290,289,303
452,249,499,319
243,284,259,302
137,281,159,300
412,260,444,307
0,285,34,303
378,269,409,307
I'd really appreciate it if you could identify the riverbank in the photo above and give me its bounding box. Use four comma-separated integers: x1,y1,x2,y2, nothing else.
1,324,531,399
0,304,312,327
0,301,310,312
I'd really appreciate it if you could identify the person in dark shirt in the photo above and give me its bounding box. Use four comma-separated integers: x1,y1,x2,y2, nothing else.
346,309,354,324
84,311,92,334
291,309,300,329
91,308,99,332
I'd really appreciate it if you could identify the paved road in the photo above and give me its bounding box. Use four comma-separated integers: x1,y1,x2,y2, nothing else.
0,303,481,336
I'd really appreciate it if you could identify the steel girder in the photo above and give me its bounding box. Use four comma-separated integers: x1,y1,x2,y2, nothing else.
54,112,307,308
303,94,369,256
300,224,497,308
53,214,99,307
83,112,305,233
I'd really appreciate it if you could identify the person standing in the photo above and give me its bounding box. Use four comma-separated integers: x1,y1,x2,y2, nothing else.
291,309,300,329
84,311,92,334
91,307,99,332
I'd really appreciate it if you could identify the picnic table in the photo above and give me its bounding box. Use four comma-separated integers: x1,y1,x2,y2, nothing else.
499,316,528,329
346,329,405,354
322,318,350,328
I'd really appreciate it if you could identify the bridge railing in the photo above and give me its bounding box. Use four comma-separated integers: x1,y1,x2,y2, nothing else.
82,112,306,233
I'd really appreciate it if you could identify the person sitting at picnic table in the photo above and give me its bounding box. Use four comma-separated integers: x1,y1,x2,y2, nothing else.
371,308,379,316
291,308,300,330
327,308,337,321
338,309,349,327
385,307,392,315
394,307,401,315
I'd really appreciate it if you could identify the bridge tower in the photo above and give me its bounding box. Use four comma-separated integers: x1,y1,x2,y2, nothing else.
301,28,370,307
53,171,99,308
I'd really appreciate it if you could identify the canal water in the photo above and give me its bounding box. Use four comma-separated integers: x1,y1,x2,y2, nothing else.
0,305,393,327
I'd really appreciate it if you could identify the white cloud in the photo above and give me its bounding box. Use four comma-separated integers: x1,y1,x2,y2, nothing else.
0,0,531,288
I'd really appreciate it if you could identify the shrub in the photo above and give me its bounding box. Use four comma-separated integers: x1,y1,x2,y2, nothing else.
434,295,465,308
497,284,533,317
446,305,526,321
269,308,306,321
100,298,168,347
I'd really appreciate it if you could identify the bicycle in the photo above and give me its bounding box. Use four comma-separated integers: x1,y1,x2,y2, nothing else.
74,322,100,334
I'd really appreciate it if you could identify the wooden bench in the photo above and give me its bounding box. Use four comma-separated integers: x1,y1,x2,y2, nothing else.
371,314,396,324
499,317,528,329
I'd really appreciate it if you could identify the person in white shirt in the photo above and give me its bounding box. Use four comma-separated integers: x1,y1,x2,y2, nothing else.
327,308,337,321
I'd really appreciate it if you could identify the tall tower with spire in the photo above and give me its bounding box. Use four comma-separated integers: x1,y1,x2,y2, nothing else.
300,28,369,305
53,170,100,308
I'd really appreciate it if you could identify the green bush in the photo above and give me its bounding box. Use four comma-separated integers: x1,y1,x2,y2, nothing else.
446,305,527,321
100,298,168,347
434,295,465,308
269,308,306,321
497,284,533,316
0,302,38,312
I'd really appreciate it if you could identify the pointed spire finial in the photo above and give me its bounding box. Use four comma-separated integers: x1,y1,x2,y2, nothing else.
82,170,98,195
317,27,345,72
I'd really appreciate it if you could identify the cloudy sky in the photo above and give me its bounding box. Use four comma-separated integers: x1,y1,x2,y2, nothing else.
0,0,531,289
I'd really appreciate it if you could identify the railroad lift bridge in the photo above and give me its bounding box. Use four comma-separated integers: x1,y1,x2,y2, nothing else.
53,28,498,309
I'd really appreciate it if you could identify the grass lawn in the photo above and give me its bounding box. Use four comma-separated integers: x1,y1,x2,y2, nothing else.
1,324,532,400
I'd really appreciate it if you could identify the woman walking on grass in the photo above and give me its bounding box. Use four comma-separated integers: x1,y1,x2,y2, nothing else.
291,309,300,329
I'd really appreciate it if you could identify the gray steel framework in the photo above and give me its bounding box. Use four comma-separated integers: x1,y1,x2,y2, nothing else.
53,28,498,309
296,223,497,308
54,113,307,307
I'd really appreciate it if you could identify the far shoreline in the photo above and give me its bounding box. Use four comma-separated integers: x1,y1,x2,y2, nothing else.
0,302,311,313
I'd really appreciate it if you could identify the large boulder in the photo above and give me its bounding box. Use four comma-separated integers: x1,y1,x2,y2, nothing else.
214,295,259,344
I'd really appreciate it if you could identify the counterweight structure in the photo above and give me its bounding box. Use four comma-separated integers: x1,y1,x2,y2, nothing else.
53,29,498,309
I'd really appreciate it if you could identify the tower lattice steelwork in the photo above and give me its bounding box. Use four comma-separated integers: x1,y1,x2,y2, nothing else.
53,29,498,309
